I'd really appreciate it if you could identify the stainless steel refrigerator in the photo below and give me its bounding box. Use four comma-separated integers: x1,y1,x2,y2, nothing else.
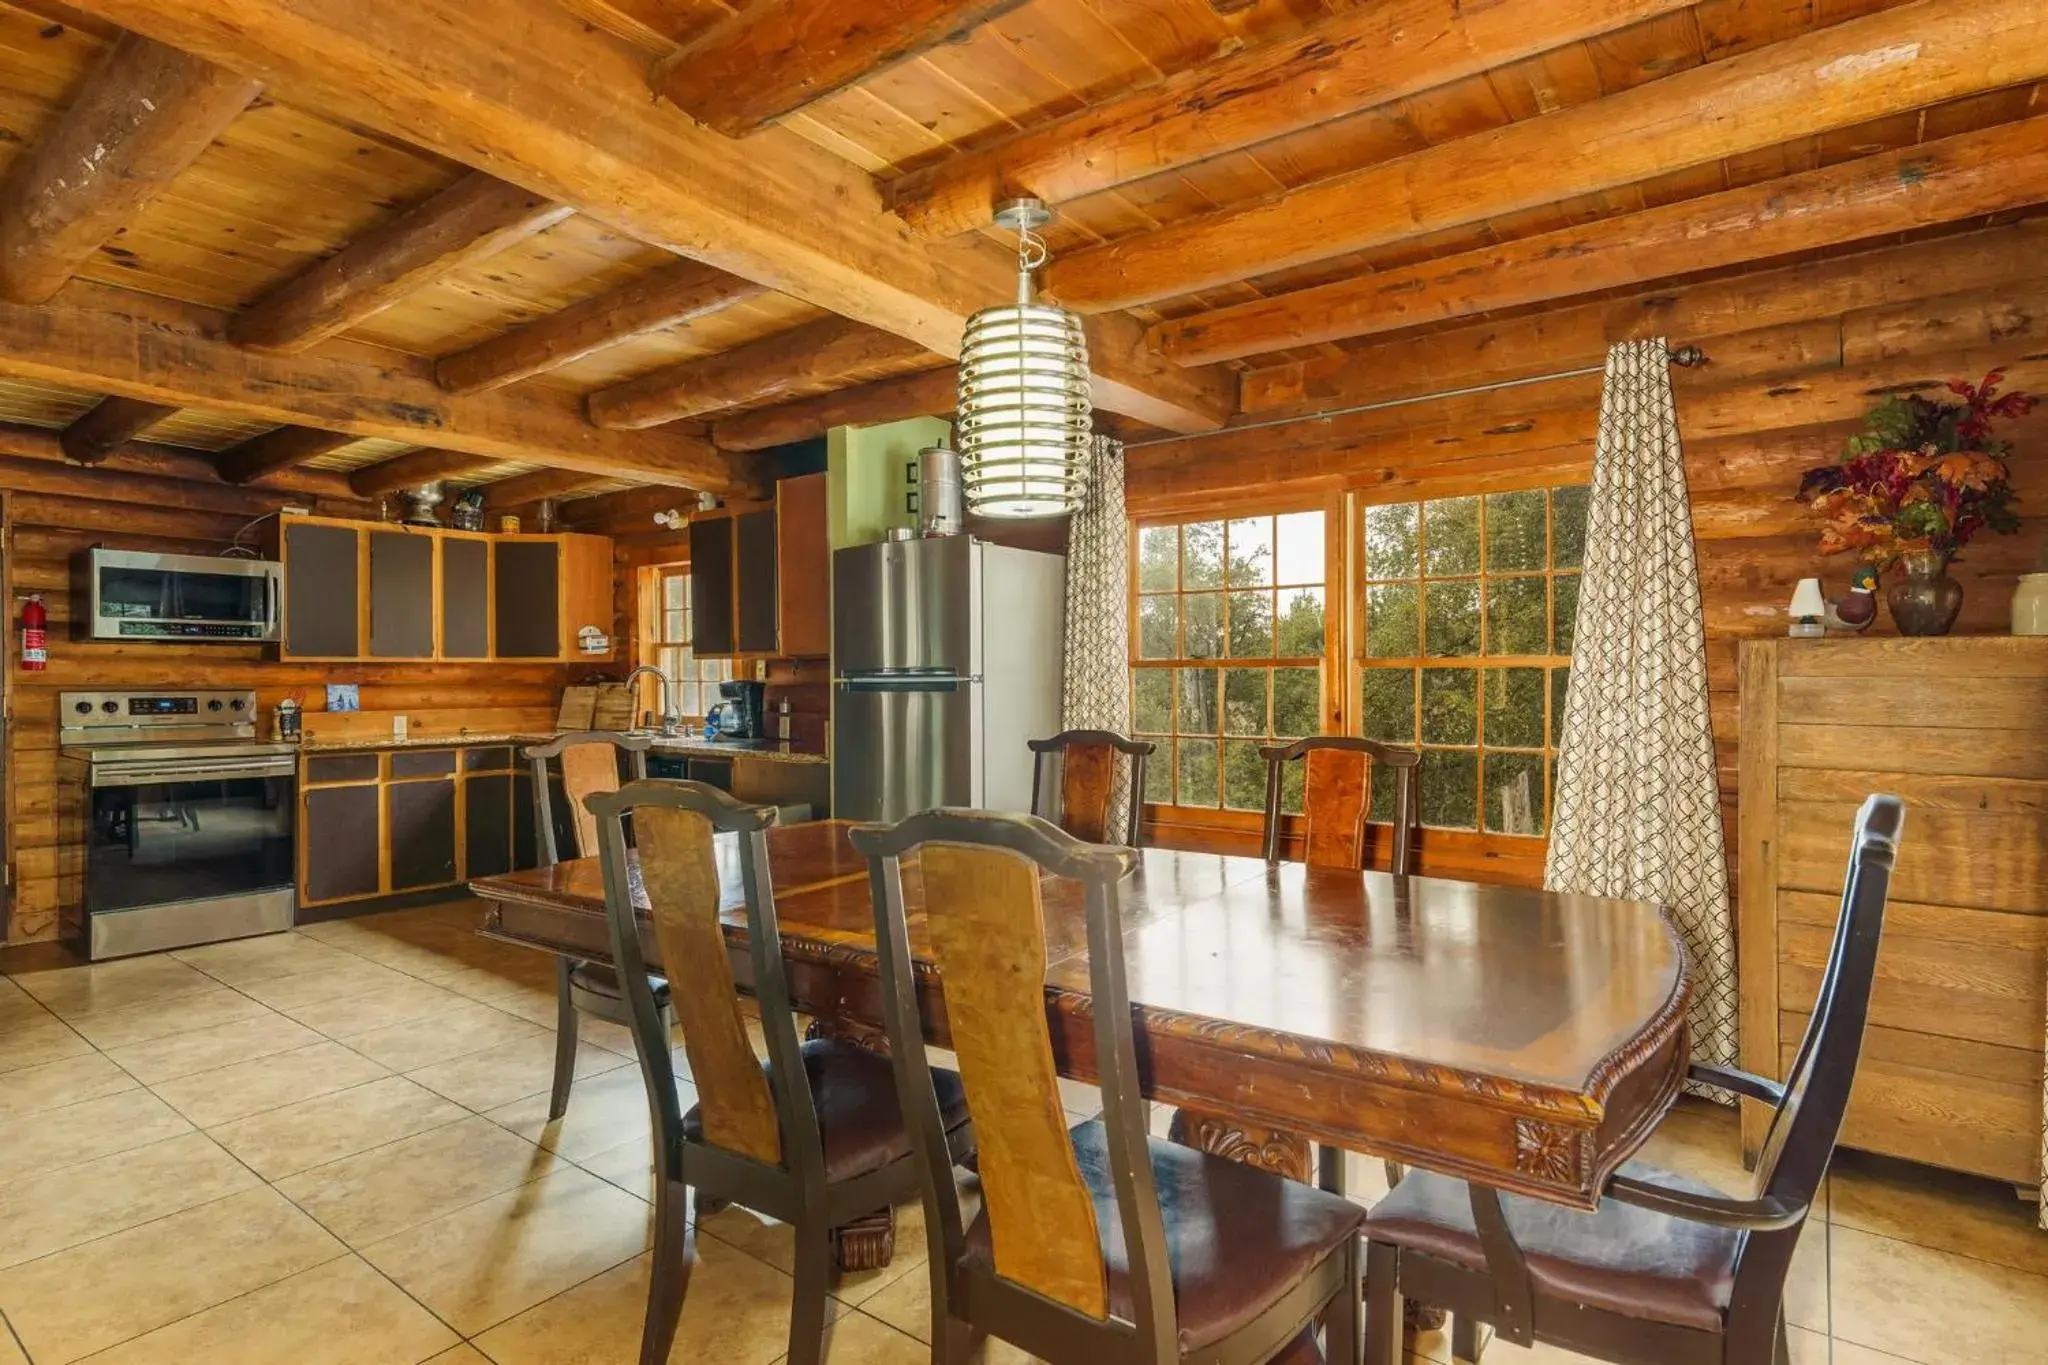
832,534,1065,822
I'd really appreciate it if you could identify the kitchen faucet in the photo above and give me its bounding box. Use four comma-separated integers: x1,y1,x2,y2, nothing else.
622,665,681,737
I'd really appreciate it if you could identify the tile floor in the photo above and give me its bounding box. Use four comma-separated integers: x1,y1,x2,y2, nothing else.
1,900,2044,1364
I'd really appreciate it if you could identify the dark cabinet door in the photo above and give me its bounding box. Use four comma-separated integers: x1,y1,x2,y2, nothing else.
462,773,514,880
368,529,436,658
776,472,829,657
388,779,458,890
302,784,380,903
511,770,539,871
441,536,490,659
735,509,778,654
283,522,361,659
494,540,562,658
689,516,735,656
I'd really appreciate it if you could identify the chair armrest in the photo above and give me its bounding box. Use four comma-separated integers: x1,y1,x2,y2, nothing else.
1606,1172,1807,1231
1688,1061,1785,1107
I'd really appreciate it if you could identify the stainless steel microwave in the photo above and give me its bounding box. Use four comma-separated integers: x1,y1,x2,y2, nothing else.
73,548,281,642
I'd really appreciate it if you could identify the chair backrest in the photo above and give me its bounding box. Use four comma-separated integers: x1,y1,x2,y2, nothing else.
851,811,1170,1351
583,780,825,1183
1258,736,1420,873
1027,729,1155,847
523,730,653,863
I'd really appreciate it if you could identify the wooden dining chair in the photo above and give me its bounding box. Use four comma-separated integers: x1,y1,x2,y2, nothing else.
851,808,1367,1365
523,730,665,1120
1258,736,1420,872
585,780,977,1365
1027,728,1155,846
1362,793,1905,1365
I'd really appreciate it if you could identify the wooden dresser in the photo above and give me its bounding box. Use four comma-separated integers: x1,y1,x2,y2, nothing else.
1738,637,2048,1185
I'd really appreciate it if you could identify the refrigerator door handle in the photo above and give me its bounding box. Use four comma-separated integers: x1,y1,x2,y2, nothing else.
835,675,977,693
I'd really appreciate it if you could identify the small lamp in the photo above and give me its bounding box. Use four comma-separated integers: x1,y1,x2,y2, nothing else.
1787,578,1827,639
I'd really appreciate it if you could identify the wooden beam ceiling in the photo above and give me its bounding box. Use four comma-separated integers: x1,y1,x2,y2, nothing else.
475,467,613,506
213,424,354,484
230,170,573,354
347,446,503,497
884,0,1693,238
68,0,1233,435
58,395,178,464
1156,115,2048,366
0,419,366,504
652,0,1030,137
0,33,259,304
433,258,766,395
1046,0,2048,311
711,365,957,451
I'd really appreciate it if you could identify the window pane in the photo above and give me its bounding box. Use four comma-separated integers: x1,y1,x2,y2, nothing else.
663,609,686,644
1276,586,1325,656
1138,526,1179,591
1222,668,1269,737
1176,739,1219,808
1280,755,1305,816
1419,750,1478,830
1482,668,1545,748
662,574,688,612
1226,517,1273,586
1226,590,1273,657
1365,584,1419,659
1271,667,1320,737
1420,667,1476,745
1424,496,1480,576
1182,521,1224,589
1133,669,1171,733
1138,594,1178,659
1423,580,1480,656
1364,502,1419,580
1551,666,1571,746
1223,740,1266,811
1183,592,1222,659
1553,573,1581,654
1142,742,1173,804
1486,576,1548,655
1485,752,1546,834
1274,511,1325,585
1553,486,1590,569
1485,490,1547,573
1176,667,1218,735
1359,668,1414,744
1369,764,1398,823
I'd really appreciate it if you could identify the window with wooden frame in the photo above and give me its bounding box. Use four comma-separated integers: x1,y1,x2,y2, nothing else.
639,566,730,721
1354,487,1588,836
1130,509,1334,812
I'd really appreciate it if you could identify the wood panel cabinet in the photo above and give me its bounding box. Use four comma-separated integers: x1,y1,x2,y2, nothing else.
440,535,491,659
388,778,457,890
690,515,735,656
368,529,435,658
776,471,829,657
282,521,361,659
301,784,379,903
735,508,778,654
1738,637,2048,1185
689,473,829,659
494,538,561,659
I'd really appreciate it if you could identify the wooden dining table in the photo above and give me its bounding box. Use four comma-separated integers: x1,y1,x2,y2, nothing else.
470,818,1692,1242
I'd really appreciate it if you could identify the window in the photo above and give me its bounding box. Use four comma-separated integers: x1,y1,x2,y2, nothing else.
1356,487,1587,835
644,568,730,720
1131,511,1330,812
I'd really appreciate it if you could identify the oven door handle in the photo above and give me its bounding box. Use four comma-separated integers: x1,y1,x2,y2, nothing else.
90,759,296,787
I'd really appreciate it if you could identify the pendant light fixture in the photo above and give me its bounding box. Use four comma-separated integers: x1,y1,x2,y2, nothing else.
955,197,1094,518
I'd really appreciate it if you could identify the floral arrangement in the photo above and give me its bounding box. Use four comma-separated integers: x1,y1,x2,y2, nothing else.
1796,369,2033,567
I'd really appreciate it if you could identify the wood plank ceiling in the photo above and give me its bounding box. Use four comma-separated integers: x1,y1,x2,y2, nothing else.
0,0,2037,513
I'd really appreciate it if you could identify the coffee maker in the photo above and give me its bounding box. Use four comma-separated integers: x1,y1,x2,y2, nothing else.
709,679,765,739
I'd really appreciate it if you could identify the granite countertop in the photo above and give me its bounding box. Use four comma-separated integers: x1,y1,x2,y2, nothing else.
299,732,829,765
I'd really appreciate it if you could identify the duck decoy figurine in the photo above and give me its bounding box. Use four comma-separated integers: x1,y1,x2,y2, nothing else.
1825,564,1879,631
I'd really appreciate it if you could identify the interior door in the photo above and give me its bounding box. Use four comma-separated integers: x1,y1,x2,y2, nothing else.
831,677,978,822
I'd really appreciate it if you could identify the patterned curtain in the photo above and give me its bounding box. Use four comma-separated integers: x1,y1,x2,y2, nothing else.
1545,339,1737,1079
1062,435,1132,835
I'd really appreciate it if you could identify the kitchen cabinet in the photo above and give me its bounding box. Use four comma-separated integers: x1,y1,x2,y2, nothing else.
368,529,436,658
388,777,457,891
282,521,361,659
440,535,491,659
299,744,521,911
689,516,735,656
688,473,829,659
463,772,515,880
301,784,380,904
735,509,778,654
494,539,561,658
776,471,829,657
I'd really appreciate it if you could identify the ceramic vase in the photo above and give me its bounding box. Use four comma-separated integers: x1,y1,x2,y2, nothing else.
1886,550,1964,636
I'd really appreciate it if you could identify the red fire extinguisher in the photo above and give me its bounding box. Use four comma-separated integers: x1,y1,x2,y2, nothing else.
21,593,47,671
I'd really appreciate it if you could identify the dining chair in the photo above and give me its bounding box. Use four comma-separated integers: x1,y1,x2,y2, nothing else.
1028,728,1155,846
851,808,1367,1365
1361,793,1905,1365
524,730,665,1120
585,780,976,1365
1257,736,1420,872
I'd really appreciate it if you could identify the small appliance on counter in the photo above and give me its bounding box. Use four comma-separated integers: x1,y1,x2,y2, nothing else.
708,679,766,740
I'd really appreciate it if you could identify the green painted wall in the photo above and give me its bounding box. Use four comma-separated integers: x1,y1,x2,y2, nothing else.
826,416,950,549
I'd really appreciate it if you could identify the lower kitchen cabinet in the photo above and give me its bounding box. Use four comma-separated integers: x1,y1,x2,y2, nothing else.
301,785,381,904
463,772,515,880
388,779,457,891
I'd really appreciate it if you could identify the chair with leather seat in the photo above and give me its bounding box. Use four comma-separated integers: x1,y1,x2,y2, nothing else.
586,780,976,1365
1362,794,1904,1365
1028,729,1155,846
524,730,668,1121
1257,736,1420,872
851,808,1366,1365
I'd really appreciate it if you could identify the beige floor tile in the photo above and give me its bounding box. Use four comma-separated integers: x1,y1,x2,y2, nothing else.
0,978,45,1023
1787,1325,1829,1365
1830,1150,2048,1279
0,1132,259,1270
0,1014,92,1074
1831,1223,2048,1363
279,976,476,1039
0,1186,344,1364
407,1033,630,1113
11,956,216,1017
0,1053,137,1123
485,1061,679,1162
234,958,420,1012
60,987,276,1052
698,1200,929,1310
0,1320,25,1365
427,1349,493,1364
171,934,360,987
209,1076,469,1181
576,1135,656,1202
150,1040,390,1128
427,960,560,1001
0,1089,192,1186
348,999,547,1072
103,1014,323,1084
361,1165,652,1335
1785,1219,1828,1335
1633,1097,1810,1213
811,1309,936,1363
276,1113,565,1247
75,1254,458,1365
1829,1341,1924,1364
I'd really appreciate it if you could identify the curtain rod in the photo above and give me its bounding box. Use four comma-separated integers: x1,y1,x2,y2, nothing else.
1122,344,1708,449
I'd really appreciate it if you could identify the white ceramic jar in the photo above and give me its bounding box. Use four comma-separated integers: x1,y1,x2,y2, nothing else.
2013,572,2048,636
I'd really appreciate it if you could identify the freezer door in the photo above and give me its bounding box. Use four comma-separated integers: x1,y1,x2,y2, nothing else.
832,536,980,676
832,677,979,823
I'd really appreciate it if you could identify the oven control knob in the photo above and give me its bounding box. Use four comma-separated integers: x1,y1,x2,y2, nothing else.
101,701,119,713
229,698,246,711
207,700,223,712
74,701,92,715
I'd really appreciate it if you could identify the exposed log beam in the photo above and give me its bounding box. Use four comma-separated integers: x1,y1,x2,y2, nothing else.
1155,116,2048,365
348,446,504,497
69,0,1232,434
653,0,1029,137
230,170,574,354
475,467,614,506
434,259,766,395
557,482,699,534
0,33,259,303
588,316,933,429
58,395,179,464
712,365,958,451
0,419,367,505
0,281,749,491
213,425,355,485
885,0,1691,238
1047,0,2048,311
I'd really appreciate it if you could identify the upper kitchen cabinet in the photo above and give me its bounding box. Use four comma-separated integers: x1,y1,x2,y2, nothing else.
281,520,362,660
689,473,828,659
689,515,736,656
367,528,436,659
776,472,829,657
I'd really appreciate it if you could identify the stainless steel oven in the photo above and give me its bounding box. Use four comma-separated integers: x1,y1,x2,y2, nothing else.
73,548,281,642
